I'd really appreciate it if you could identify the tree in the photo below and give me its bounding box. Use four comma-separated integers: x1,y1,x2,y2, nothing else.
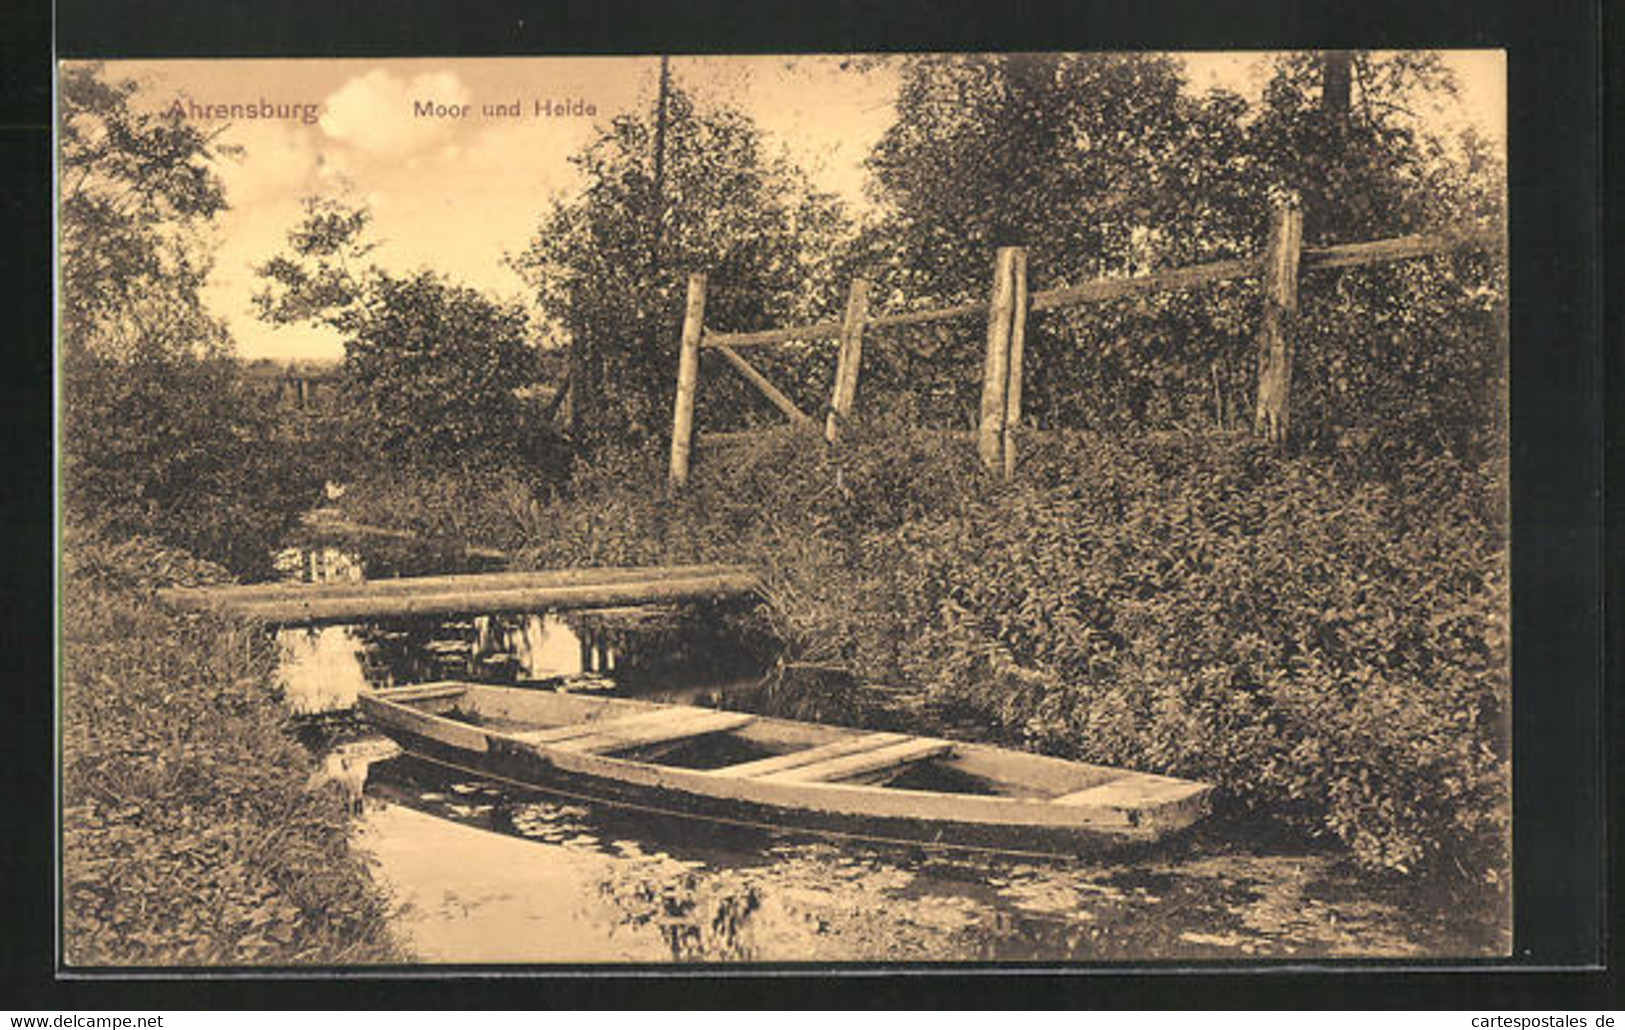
512,81,850,442
1245,52,1505,465
867,54,1201,296
861,53,1258,430
59,63,320,575
858,51,1503,457
1248,51,1465,244
255,198,552,470
59,63,232,364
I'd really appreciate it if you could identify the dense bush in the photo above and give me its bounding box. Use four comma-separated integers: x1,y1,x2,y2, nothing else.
513,83,851,442
324,446,578,562
59,64,325,578
336,272,548,462
61,350,326,578
878,432,1508,876
60,527,404,964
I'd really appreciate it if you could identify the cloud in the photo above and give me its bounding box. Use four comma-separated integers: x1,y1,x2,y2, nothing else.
319,68,472,160
218,118,324,207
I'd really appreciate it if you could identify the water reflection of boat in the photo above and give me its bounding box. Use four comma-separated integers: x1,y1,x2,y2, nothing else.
358,682,1214,856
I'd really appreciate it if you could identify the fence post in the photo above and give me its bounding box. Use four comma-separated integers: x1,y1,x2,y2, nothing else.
1253,194,1304,444
826,278,871,444
668,272,707,491
978,247,1018,471
1002,248,1029,479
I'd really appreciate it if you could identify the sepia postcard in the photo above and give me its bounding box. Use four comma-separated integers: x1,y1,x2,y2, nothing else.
57,50,1516,969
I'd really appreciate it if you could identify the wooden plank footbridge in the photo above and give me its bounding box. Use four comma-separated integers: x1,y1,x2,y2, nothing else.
158,563,762,625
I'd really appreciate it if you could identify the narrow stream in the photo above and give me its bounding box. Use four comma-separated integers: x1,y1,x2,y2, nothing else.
275,548,1504,963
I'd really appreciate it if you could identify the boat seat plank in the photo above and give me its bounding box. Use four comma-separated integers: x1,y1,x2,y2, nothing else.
507,706,701,746
1051,773,1208,809
759,737,953,784
372,683,468,703
713,732,909,779
557,710,757,755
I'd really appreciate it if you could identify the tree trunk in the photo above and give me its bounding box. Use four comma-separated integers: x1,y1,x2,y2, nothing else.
1321,51,1353,117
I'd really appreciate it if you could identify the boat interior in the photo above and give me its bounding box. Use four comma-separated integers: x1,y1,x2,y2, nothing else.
365,681,1176,806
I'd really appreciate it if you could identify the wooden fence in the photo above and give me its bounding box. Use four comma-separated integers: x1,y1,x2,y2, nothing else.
667,197,1502,489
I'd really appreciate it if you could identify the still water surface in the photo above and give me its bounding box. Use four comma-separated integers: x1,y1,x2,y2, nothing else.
274,598,1496,963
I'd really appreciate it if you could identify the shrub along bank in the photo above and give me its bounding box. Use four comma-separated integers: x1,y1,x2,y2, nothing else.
334,419,1509,884
60,526,403,965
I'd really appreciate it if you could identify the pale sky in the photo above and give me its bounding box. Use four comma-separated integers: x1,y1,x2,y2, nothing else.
91,52,1504,362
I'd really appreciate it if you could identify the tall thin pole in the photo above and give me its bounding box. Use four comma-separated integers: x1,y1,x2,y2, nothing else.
647,55,671,425
651,55,670,274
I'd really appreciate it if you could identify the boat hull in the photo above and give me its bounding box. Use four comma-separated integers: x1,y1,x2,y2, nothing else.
357,683,1213,856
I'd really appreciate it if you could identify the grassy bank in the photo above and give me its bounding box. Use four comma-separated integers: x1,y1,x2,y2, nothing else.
335,419,1509,891
60,526,404,965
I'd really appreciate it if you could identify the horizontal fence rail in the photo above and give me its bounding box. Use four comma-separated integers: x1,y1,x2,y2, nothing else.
700,226,1501,352
1299,226,1503,272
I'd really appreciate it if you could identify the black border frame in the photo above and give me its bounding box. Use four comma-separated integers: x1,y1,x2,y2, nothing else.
8,0,1612,1009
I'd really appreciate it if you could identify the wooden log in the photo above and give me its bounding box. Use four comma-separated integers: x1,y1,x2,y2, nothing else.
1300,226,1502,272
706,302,985,350
1029,255,1261,312
164,563,756,605
1002,248,1029,479
826,278,871,444
668,273,707,491
978,248,1018,471
1253,196,1305,444
179,570,764,625
714,343,813,425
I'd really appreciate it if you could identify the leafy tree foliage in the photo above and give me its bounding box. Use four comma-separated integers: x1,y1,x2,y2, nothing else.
858,51,1505,459
59,64,232,363
59,64,320,575
867,54,1195,293
255,199,555,471
1245,53,1506,468
512,82,850,442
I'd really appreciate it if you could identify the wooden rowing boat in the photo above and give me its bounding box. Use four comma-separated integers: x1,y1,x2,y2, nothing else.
357,682,1214,854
